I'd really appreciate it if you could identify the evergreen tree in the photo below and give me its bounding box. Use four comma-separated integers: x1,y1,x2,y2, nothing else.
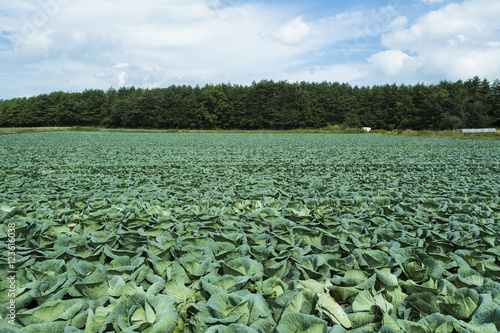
0,77,497,130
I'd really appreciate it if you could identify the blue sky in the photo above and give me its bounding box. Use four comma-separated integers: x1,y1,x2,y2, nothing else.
1,0,499,99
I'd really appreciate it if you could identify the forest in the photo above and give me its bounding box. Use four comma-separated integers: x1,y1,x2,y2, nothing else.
0,76,499,130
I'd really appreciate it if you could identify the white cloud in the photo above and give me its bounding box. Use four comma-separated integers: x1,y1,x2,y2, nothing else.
420,0,445,4
395,1,498,44
3,0,392,95
447,34,467,46
367,50,421,78
113,63,130,69
380,0,500,82
311,6,400,44
273,16,310,45
383,0,500,51
486,41,500,48
1,0,500,98
279,64,368,84
387,16,408,31
2,0,314,90
117,72,127,86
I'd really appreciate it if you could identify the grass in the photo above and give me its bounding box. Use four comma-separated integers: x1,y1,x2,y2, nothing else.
293,125,500,140
0,126,498,140
392,129,500,140
0,127,71,135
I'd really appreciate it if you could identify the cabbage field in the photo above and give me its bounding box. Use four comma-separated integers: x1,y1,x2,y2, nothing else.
0,132,499,333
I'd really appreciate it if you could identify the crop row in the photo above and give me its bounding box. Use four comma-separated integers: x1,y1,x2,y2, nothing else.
0,132,499,332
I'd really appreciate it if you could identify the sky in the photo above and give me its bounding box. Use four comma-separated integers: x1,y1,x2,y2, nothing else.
1,0,499,99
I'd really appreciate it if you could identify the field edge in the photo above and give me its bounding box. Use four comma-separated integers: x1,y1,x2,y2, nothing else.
0,126,499,140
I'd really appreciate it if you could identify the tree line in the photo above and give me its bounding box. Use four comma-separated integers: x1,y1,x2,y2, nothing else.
0,77,499,130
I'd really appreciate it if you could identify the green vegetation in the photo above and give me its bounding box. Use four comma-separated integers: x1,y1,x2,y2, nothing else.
0,127,70,135
1,126,499,140
1,132,499,332
1,76,499,131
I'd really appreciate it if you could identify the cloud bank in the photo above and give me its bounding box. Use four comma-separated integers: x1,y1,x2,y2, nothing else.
0,0,499,98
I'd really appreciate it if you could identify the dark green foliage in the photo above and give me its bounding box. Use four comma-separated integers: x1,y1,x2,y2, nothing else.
0,133,499,332
0,78,498,130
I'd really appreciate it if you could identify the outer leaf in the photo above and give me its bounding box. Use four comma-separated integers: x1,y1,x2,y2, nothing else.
346,312,376,329
396,319,427,333
280,290,313,318
417,313,455,333
441,288,479,320
471,308,500,330
131,307,148,324
375,268,398,287
315,293,351,328
457,268,484,287
205,324,259,333
452,321,497,333
352,290,375,313
276,313,327,333
145,296,179,333
163,279,194,303
19,322,69,333
17,299,83,326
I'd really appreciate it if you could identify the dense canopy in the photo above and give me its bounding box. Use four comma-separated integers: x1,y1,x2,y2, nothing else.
1,132,499,332
0,77,499,130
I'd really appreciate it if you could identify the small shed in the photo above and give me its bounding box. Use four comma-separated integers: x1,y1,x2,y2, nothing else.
361,127,371,132
460,128,496,133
